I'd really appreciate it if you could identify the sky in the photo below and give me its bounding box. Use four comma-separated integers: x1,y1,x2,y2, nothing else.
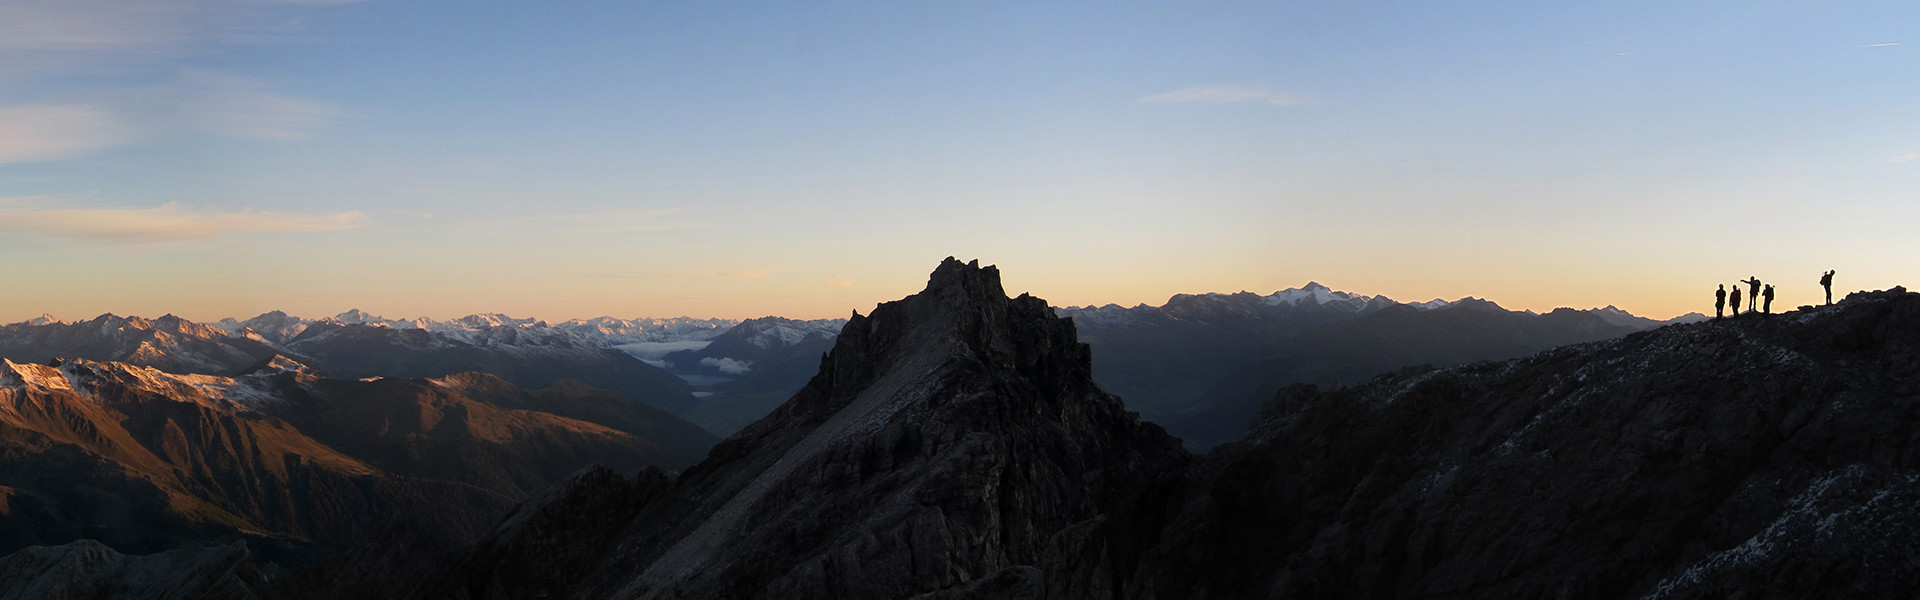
0,0,1914,322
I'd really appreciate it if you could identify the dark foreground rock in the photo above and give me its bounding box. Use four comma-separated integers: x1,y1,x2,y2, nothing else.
1083,287,1920,598
0,539,267,600
417,257,1189,599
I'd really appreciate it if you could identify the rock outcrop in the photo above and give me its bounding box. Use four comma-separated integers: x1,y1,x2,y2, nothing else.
1072,287,1920,598
425,257,1188,599
0,539,267,600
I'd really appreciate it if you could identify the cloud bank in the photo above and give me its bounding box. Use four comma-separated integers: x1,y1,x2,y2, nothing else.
699,357,753,375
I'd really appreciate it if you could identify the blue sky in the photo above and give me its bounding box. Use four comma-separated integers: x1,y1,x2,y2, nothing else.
0,0,1914,321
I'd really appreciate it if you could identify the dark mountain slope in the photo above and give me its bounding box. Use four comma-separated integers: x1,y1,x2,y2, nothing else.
0,357,714,562
1079,287,1920,598
284,322,697,414
1157,300,1644,449
0,539,268,600
419,258,1188,600
660,316,841,378
1074,290,1646,451
675,331,838,437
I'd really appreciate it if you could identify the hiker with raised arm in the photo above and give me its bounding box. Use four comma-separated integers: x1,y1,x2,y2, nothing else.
1821,270,1835,305
1740,276,1762,314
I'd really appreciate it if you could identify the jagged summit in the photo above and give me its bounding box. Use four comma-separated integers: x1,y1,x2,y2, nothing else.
439,258,1184,599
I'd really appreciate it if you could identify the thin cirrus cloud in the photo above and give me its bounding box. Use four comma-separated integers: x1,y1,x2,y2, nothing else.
716,268,773,280
1881,152,1919,165
1138,86,1309,107
180,70,342,140
1864,42,1900,47
0,104,130,164
0,0,199,52
0,0,369,54
0,200,367,243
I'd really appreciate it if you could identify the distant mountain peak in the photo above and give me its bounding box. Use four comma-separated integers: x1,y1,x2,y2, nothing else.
1264,281,1376,309
333,308,380,324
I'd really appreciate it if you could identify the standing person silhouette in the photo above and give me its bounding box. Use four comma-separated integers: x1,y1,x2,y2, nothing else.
1731,286,1743,316
1740,276,1762,314
1821,270,1835,305
1762,284,1775,315
1715,284,1727,319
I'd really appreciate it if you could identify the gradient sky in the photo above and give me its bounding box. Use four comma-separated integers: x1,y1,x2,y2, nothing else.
0,0,1914,323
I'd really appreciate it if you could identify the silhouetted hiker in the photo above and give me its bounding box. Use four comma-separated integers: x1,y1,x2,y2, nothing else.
1740,277,1761,313
1731,286,1743,316
1715,284,1726,319
1762,284,1775,315
1821,270,1835,305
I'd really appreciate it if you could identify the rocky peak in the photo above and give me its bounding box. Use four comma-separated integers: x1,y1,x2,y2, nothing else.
473,257,1185,599
795,256,1085,420
0,358,72,391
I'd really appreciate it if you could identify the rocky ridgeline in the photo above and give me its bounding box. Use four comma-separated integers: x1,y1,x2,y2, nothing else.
409,276,1920,599
10,264,1919,599
1092,286,1920,598
531,257,1189,599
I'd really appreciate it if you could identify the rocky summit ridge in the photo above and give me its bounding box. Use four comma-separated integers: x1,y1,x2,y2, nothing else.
396,257,1188,599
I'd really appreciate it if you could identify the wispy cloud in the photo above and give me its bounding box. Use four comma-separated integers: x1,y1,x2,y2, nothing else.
180,70,341,140
451,207,708,235
0,0,366,55
1865,42,1901,47
1880,152,1919,165
0,0,201,52
0,200,366,242
1139,87,1309,107
716,268,772,280
0,104,131,164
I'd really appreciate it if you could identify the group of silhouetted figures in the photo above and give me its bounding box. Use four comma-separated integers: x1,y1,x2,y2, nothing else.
1715,270,1834,319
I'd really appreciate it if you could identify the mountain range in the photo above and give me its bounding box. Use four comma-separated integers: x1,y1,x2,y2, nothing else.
0,312,702,416
20,261,1878,599
0,352,715,566
1062,282,1707,449
110,258,1903,599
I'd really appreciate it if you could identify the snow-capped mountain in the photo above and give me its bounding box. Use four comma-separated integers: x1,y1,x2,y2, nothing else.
0,352,715,567
213,310,739,347
1059,281,1398,334
0,313,279,376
